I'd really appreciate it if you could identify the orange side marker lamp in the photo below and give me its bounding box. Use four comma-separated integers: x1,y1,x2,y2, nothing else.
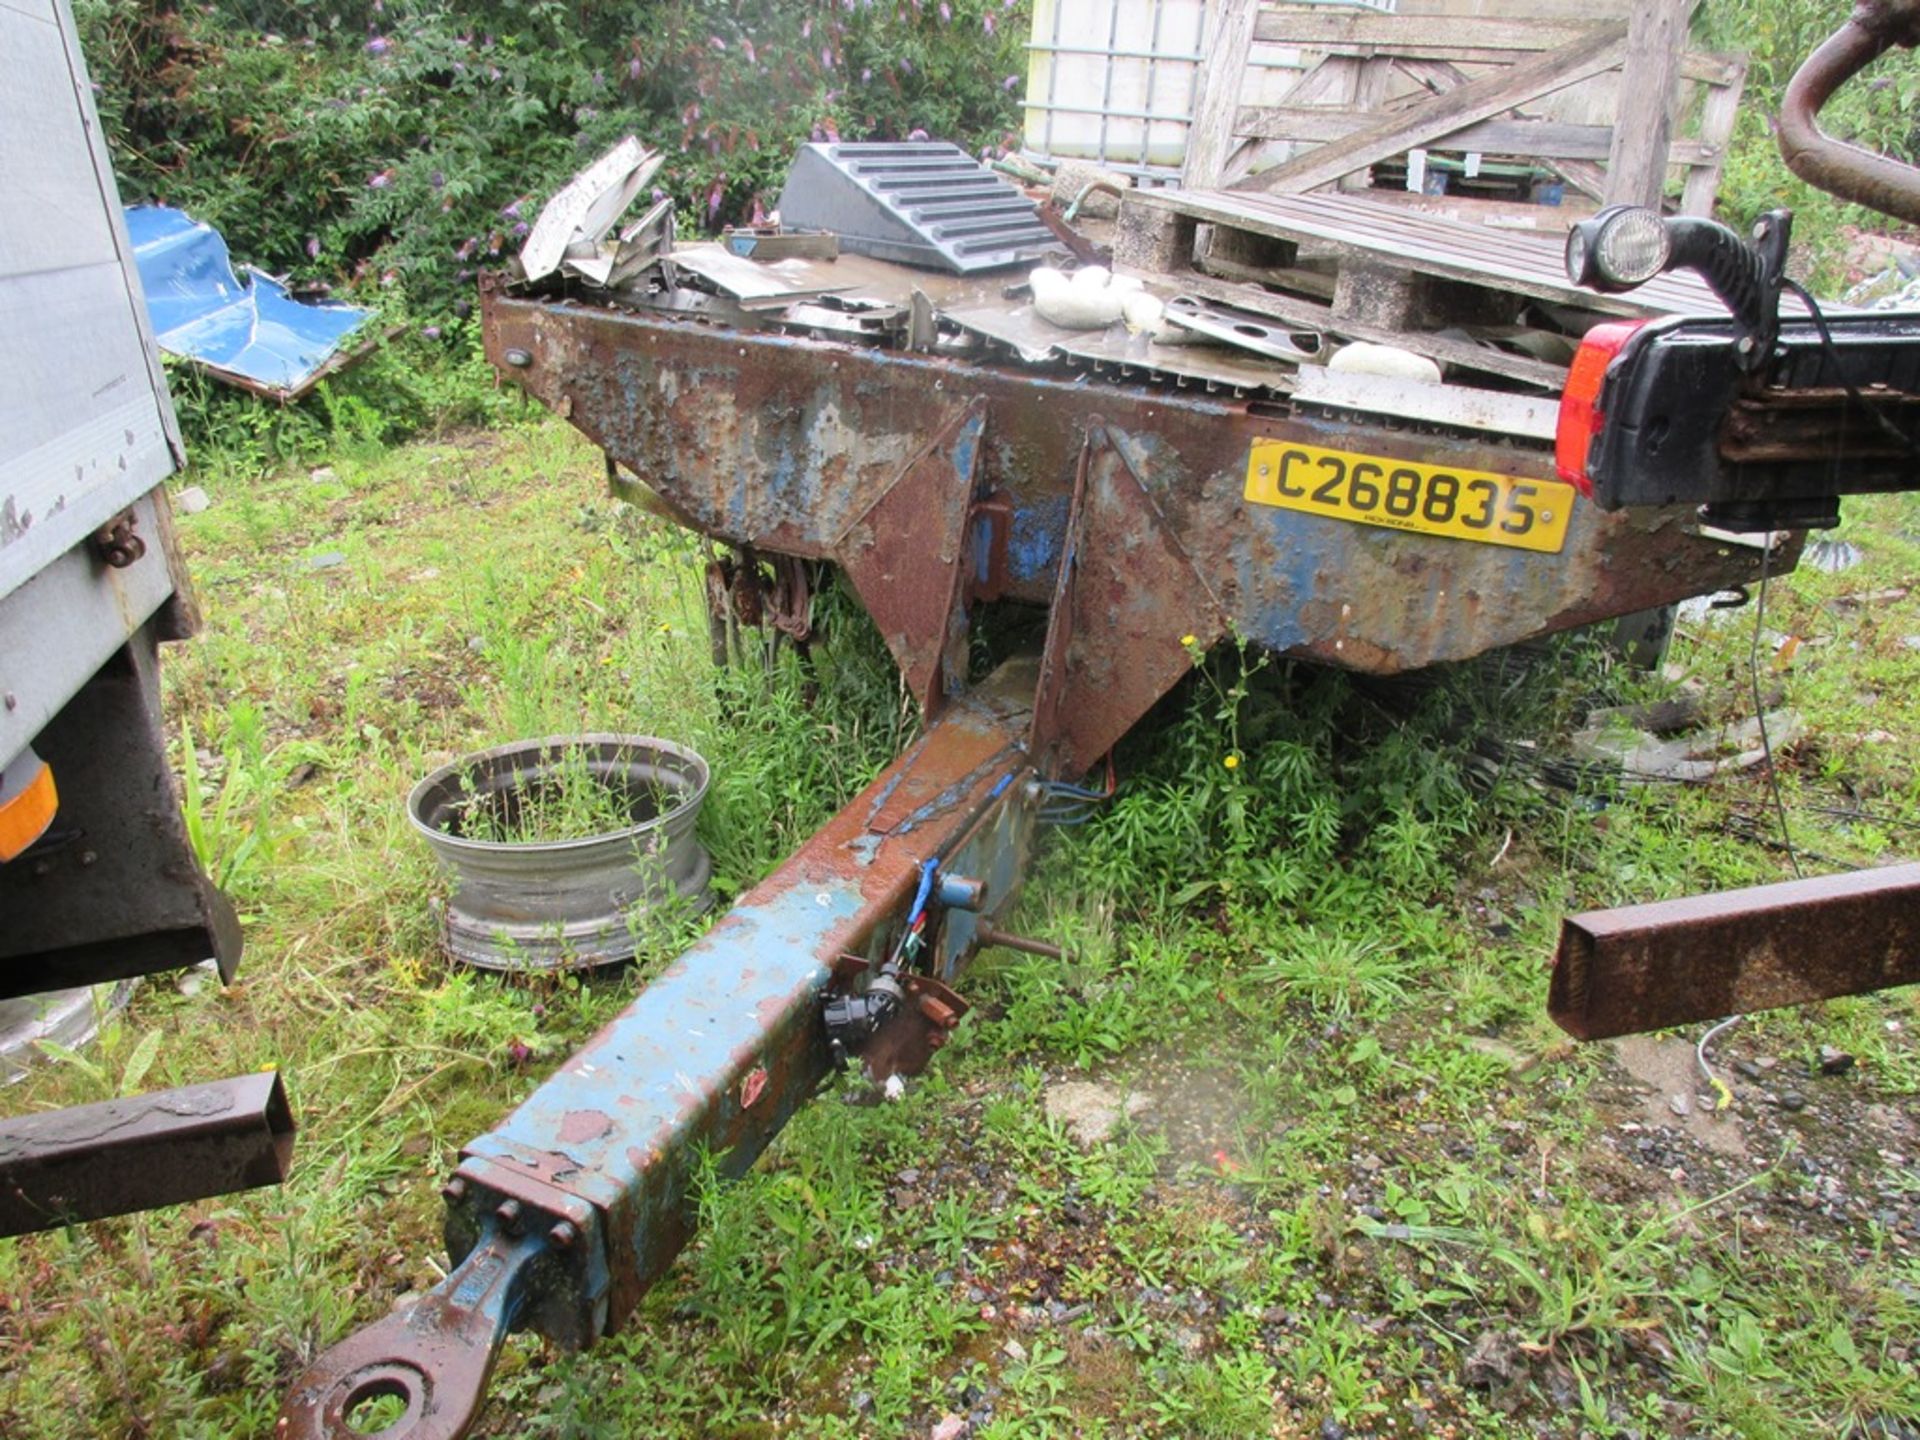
0,747,58,863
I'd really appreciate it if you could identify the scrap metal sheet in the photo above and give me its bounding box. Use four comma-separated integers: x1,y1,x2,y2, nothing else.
669,243,851,308
125,206,374,398
943,302,1295,394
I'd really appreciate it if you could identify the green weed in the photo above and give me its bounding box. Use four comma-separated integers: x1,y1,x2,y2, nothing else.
441,745,669,846
1253,925,1416,1021
8,420,1920,1440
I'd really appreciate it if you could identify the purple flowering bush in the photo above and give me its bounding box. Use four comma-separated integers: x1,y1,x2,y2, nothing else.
76,0,1029,320
70,0,1027,459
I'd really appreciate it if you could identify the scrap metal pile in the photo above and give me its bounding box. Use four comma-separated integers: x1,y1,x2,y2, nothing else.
272,15,1920,1427
504,134,1737,423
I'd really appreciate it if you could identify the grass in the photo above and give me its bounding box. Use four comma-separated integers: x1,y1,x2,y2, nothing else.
2,416,1919,1439
439,745,674,847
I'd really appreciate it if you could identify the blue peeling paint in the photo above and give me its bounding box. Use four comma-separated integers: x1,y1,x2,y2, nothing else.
1235,509,1322,654
947,412,984,489
1008,494,1070,585
472,882,863,1204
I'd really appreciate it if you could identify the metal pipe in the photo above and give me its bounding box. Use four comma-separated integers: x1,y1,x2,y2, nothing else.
1018,39,1303,70
0,1071,294,1236
1022,41,1205,63
1065,180,1126,224
935,873,989,912
1021,100,1208,123
976,924,1066,960
1779,1,1920,224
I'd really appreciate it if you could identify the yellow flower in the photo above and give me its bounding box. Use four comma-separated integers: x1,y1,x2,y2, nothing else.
1180,633,1198,647
1223,754,1240,770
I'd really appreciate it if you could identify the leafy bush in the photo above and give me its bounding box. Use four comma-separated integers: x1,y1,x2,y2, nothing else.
77,0,1029,318
75,0,1027,462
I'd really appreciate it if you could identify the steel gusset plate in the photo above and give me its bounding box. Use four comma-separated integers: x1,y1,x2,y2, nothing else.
834,400,984,718
1550,860,1920,1040
1030,422,1229,778
0,1071,293,1236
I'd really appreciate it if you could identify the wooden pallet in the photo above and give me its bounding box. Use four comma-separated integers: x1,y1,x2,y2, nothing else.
1113,186,1736,390
1121,187,1728,317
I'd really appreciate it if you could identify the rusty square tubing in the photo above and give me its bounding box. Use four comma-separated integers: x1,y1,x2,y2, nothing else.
0,1070,294,1237
1549,861,1920,1040
280,670,1038,1440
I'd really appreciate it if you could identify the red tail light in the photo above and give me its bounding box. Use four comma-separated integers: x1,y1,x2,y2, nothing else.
1556,320,1647,497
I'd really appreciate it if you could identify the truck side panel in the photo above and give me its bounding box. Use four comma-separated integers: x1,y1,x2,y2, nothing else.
0,0,182,612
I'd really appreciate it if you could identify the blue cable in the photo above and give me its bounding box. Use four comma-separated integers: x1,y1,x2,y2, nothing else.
1042,780,1112,801
904,857,939,927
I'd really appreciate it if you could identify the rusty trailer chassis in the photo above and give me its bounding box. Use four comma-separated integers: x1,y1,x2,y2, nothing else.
482,288,1785,766
280,283,1793,1437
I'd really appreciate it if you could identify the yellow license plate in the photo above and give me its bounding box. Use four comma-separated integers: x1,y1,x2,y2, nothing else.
1244,440,1575,554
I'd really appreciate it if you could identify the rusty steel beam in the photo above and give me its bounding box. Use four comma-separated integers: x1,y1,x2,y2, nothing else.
1549,862,1920,1040
0,1071,294,1236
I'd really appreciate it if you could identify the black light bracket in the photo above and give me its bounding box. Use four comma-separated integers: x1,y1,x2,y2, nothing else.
1566,205,1794,373
1666,208,1793,371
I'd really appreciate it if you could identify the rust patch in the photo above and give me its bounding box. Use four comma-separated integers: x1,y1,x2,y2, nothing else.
558,1110,614,1145
739,1066,769,1109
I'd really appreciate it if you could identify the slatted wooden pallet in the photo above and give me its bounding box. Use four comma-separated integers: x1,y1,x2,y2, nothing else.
1113,186,1743,389
1123,187,1728,317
